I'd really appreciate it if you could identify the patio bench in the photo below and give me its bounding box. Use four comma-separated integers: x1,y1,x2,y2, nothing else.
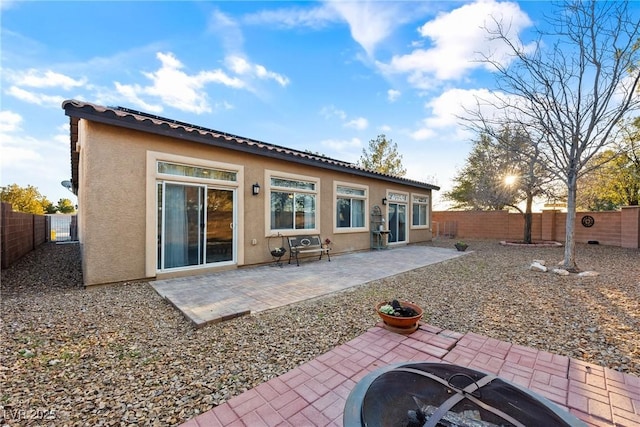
287,235,331,266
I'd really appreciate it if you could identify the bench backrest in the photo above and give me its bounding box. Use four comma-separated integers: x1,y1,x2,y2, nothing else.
288,235,322,248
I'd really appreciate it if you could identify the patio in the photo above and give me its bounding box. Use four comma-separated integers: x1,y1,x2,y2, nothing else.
151,245,467,327
181,322,640,426
152,244,640,426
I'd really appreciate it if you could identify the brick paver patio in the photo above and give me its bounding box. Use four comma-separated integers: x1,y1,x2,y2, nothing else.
180,323,640,427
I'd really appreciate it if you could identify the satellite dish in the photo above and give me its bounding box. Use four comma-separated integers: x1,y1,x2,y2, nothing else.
61,180,72,190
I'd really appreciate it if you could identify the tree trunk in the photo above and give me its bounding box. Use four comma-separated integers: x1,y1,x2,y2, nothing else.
523,193,533,244
563,172,578,271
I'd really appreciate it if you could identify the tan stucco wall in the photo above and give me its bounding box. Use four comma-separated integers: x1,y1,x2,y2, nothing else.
77,120,434,286
77,121,149,285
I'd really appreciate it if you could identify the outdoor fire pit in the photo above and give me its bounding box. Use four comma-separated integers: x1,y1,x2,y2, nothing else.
343,362,586,427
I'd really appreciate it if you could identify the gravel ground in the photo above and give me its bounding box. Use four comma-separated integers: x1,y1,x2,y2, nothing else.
1,240,638,426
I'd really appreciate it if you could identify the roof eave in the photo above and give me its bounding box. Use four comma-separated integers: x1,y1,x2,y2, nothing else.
63,101,440,192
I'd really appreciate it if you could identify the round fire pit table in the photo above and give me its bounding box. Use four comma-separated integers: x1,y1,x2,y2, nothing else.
343,362,586,427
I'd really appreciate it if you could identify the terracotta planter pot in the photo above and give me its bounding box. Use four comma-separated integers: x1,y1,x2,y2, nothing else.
376,301,423,334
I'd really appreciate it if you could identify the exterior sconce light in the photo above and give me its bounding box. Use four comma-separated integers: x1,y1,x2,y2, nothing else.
252,182,260,196
382,197,387,205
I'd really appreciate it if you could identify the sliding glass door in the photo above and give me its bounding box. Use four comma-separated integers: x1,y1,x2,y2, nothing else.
205,188,234,263
157,182,235,270
388,203,407,244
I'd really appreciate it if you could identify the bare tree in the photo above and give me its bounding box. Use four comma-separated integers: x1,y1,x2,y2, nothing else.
470,1,640,270
444,126,558,243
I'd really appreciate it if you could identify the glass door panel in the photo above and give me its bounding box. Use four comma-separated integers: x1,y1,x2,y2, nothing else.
388,203,407,243
158,183,235,270
163,183,203,269
206,188,234,263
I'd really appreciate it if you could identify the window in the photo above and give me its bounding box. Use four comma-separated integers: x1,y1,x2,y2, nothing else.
336,185,366,229
157,161,237,182
270,177,317,231
412,195,430,227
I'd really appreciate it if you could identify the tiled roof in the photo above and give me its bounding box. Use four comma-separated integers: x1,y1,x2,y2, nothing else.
62,99,439,194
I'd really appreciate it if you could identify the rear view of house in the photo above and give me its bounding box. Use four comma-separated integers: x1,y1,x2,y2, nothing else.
63,100,439,286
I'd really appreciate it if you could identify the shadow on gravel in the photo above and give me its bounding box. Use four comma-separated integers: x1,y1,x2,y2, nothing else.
1,242,83,299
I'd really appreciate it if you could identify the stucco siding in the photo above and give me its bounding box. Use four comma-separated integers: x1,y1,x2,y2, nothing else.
80,122,148,285
77,120,435,286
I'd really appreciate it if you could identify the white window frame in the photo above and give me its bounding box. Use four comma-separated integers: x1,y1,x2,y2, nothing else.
145,151,244,277
385,190,409,244
333,181,369,234
265,170,320,235
411,193,430,229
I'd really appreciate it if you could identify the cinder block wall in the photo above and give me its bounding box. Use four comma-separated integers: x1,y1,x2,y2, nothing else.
432,210,542,241
1,202,47,269
620,207,640,249
433,207,640,249
569,211,621,246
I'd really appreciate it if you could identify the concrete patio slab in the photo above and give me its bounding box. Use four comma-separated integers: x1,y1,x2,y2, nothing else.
181,323,640,427
151,245,466,327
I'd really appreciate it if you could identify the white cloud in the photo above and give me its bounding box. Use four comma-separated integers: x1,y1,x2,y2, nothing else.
0,132,44,168
113,52,244,114
208,11,290,91
387,89,401,102
5,86,65,107
411,87,516,141
321,137,362,162
225,55,289,86
410,88,491,140
3,63,131,112
320,105,347,121
0,144,42,166
410,127,436,141
0,130,74,202
0,111,40,168
243,5,337,29
379,0,532,86
112,52,288,114
320,105,368,131
325,1,410,56
113,82,162,113
244,1,425,57
7,69,86,90
0,0,17,10
208,9,244,54
0,111,77,200
345,117,368,130
0,110,23,132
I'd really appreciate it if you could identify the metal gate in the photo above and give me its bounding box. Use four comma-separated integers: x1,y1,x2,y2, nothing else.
46,215,78,242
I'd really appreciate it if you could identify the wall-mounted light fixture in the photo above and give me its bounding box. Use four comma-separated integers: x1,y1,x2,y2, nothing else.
252,182,261,196
382,197,387,205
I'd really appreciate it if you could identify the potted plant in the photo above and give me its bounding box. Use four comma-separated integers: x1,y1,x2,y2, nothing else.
376,299,423,334
270,246,286,258
322,237,332,249
454,241,468,251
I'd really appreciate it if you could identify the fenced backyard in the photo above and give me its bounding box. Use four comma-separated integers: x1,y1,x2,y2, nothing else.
1,202,77,269
433,206,640,248
1,239,637,426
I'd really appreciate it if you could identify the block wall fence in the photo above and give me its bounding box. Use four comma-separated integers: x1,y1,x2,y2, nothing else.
1,202,48,269
2,203,637,269
432,206,640,249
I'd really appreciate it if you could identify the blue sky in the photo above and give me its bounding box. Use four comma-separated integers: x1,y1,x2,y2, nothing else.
2,1,560,208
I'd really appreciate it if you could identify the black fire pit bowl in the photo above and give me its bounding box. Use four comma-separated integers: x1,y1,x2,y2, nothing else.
343,362,586,427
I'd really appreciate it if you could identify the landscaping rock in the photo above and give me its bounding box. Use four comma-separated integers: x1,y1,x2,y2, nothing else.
578,271,600,277
530,262,548,272
552,268,570,276
1,240,638,426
